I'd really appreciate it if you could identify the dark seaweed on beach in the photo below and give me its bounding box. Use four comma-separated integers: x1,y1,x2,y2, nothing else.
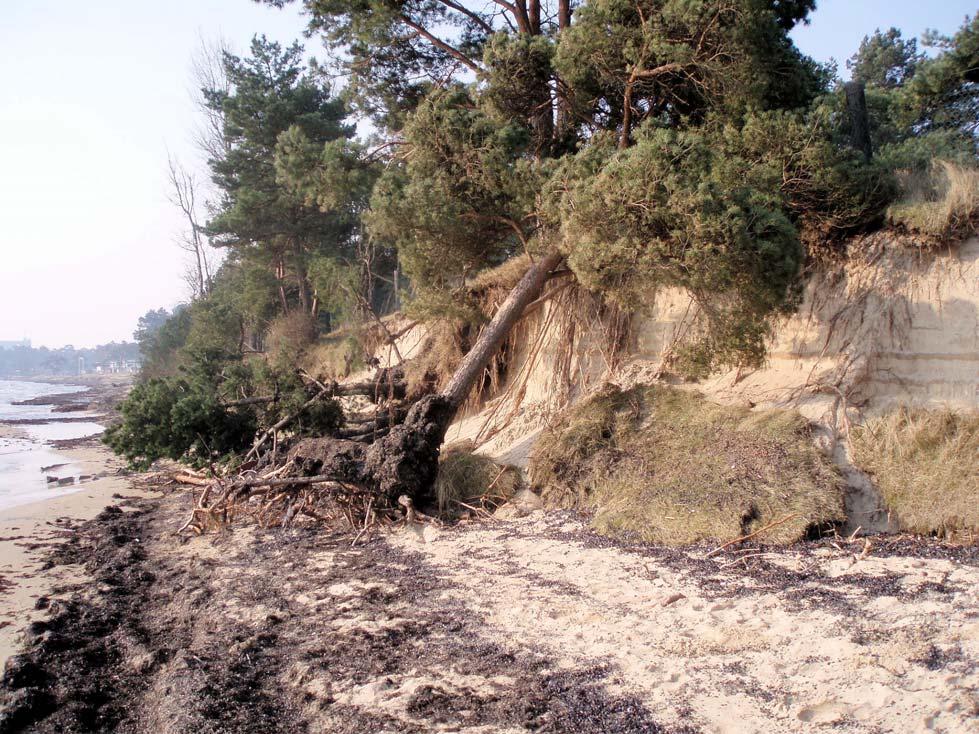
0,496,683,734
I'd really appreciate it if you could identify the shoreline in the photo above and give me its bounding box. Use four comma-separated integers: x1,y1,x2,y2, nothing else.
0,376,142,669
0,442,158,670
0,376,131,513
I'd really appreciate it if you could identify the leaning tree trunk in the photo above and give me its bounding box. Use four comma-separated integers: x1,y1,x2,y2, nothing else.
290,250,565,504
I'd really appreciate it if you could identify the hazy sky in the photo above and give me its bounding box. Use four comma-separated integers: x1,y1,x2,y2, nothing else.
1,0,975,348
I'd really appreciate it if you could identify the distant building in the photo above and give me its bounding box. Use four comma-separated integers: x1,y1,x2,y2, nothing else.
0,339,31,351
93,359,141,374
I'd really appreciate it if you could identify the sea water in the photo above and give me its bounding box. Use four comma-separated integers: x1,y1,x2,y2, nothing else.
0,380,103,512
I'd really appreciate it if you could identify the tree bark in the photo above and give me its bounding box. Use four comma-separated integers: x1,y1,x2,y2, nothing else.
620,79,635,149
293,240,313,315
558,0,571,29
845,81,873,161
442,250,563,406
528,0,541,34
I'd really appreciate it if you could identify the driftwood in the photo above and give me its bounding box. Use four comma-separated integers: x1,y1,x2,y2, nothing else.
705,513,801,557
224,370,406,410
179,251,564,534
172,472,210,487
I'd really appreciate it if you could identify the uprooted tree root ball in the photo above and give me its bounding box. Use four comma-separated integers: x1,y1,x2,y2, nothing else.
175,252,567,536
528,385,846,545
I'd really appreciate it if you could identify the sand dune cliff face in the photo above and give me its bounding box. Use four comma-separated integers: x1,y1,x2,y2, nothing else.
635,234,979,419
431,236,979,470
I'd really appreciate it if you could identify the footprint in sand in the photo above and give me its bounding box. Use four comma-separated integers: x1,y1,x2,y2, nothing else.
797,701,847,724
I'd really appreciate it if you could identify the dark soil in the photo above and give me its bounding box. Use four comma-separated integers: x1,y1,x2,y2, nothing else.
0,495,687,734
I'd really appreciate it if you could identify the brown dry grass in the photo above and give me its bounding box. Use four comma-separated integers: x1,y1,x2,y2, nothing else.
302,320,396,382
888,161,979,241
303,332,364,381
528,385,845,545
435,442,521,517
403,255,535,401
852,407,979,541
266,311,318,363
404,321,468,398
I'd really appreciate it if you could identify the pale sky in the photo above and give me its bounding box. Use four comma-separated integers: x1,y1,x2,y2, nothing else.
0,0,975,348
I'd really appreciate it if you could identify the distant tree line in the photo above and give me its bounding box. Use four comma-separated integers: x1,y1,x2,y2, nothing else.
0,342,140,378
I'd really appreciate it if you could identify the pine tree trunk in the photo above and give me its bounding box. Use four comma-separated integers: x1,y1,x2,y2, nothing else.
845,81,873,160
442,250,562,406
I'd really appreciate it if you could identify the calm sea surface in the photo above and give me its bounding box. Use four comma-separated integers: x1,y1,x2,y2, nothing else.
0,380,104,512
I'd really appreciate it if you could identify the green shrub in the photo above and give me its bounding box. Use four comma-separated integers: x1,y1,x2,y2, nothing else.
104,376,257,471
106,350,342,470
551,125,802,373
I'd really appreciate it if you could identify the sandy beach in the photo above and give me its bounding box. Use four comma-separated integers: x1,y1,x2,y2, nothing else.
0,443,156,670
0,476,976,733
0,375,147,669
0,380,977,733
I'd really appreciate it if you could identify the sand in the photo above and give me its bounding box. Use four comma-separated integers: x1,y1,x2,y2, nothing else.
2,483,976,732
0,443,155,670
389,511,979,733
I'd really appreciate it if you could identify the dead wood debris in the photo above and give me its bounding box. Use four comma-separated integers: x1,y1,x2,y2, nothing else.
174,252,566,538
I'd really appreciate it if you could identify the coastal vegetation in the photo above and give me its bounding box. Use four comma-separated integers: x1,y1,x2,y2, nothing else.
852,408,979,540
529,385,845,544
104,2,978,537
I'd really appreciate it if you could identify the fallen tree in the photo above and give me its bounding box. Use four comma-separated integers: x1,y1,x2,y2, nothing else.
180,251,564,533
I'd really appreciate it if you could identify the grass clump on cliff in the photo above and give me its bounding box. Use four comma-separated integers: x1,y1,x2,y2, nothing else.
304,332,365,382
852,408,979,541
528,385,844,545
888,161,979,241
435,443,521,517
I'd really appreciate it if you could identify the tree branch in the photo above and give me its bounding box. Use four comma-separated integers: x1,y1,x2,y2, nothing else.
436,0,495,34
401,16,482,72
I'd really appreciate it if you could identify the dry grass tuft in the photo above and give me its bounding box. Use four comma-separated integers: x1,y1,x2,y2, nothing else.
403,255,538,401
303,332,364,381
528,385,844,545
266,311,318,362
468,254,532,293
435,442,521,516
302,320,397,382
404,321,468,398
852,408,979,541
888,161,979,241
